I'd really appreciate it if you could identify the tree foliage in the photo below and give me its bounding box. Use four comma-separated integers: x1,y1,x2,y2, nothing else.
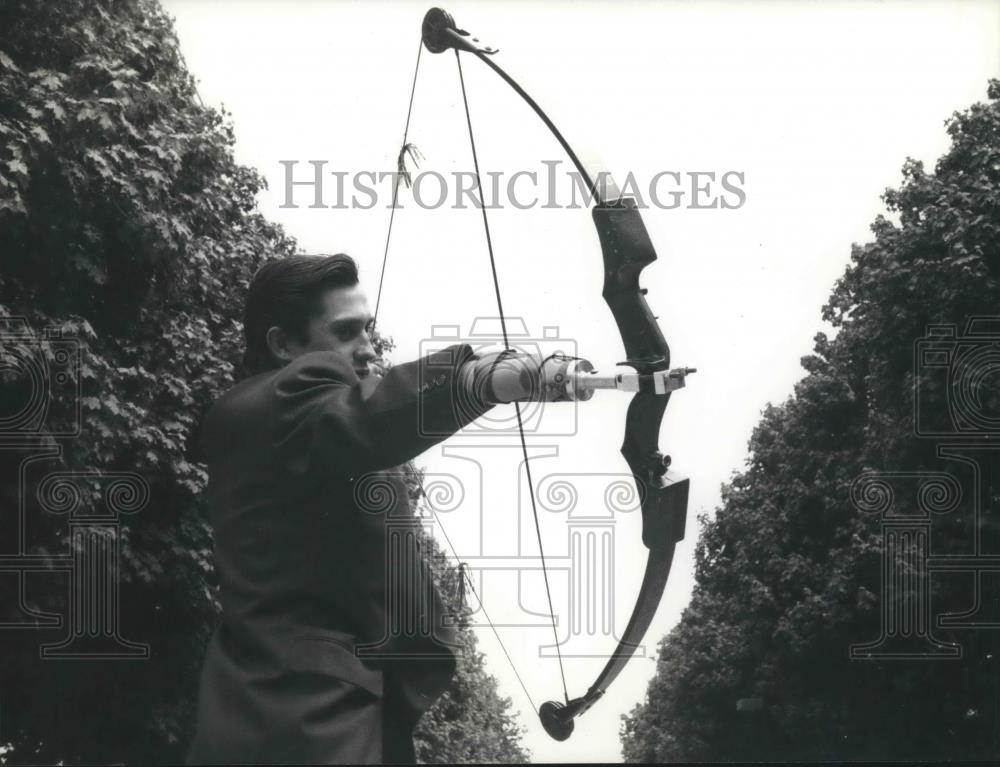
0,0,296,762
621,81,1000,762
415,630,531,764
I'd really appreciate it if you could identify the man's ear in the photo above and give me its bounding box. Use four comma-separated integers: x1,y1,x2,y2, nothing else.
264,326,298,365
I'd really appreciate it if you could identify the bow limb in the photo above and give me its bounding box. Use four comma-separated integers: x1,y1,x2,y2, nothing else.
539,543,678,741
422,7,604,203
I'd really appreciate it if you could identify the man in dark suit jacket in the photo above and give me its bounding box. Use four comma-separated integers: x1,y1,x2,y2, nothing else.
187,254,494,764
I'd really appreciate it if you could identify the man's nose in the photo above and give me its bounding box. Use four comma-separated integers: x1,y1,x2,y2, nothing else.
355,334,377,363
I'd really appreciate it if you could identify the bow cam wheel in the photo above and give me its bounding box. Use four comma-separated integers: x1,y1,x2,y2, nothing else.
422,8,456,54
539,700,575,741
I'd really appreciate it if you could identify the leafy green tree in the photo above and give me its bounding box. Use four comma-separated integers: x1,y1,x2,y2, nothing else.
0,0,296,761
415,629,531,764
621,81,1000,762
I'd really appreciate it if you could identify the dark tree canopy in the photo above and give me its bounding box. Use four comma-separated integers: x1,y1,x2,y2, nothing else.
621,81,1000,762
0,0,298,761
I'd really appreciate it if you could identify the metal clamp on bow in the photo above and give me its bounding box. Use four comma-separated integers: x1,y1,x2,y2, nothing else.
413,7,694,742
566,364,698,398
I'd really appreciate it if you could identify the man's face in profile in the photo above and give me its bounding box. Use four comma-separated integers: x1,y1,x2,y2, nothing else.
288,284,378,378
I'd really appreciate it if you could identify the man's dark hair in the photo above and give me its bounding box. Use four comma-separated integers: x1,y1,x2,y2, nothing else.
242,254,359,374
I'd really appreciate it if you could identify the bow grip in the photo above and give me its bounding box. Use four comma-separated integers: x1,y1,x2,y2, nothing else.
593,198,669,371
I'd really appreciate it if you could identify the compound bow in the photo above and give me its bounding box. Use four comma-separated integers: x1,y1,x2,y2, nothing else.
379,7,693,741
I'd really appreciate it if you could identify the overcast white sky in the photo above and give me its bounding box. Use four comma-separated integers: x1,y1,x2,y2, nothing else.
165,1,1000,761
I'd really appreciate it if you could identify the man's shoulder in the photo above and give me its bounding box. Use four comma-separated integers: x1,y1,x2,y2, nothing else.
200,370,270,455
206,368,272,424
273,350,359,393
205,353,357,435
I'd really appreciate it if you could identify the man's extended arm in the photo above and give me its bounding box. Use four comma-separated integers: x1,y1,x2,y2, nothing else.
458,347,695,403
272,344,490,478
457,347,593,404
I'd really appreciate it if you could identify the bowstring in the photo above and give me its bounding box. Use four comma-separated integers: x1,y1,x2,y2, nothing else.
453,50,570,706
375,35,561,714
415,471,538,713
372,38,422,337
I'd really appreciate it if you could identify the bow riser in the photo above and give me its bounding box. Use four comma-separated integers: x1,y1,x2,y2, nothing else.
594,200,670,370
594,199,689,549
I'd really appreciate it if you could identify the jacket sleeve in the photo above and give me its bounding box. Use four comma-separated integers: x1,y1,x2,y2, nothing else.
272,344,491,478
